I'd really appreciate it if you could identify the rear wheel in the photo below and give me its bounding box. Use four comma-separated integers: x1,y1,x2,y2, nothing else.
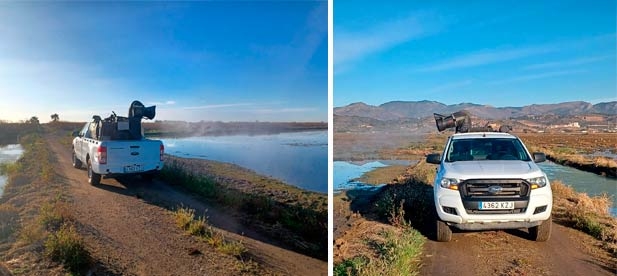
87,159,101,186
436,219,452,242
529,216,552,242
72,151,82,169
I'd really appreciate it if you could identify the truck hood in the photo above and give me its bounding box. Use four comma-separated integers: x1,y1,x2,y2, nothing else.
442,160,543,179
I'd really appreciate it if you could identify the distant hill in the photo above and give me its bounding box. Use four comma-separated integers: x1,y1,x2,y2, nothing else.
334,100,617,120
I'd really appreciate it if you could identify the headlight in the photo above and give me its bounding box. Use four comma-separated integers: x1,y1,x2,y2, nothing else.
527,176,548,189
440,178,460,190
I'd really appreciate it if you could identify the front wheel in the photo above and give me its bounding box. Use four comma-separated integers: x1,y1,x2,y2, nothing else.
72,151,82,169
529,216,552,242
436,219,452,242
87,159,101,186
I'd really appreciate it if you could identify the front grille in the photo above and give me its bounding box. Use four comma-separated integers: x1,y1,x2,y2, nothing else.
459,179,530,215
460,179,530,199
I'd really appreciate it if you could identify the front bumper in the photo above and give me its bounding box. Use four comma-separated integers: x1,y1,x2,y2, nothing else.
435,185,552,230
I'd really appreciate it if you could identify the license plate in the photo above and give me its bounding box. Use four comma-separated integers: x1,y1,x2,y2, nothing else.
124,165,143,173
479,201,514,210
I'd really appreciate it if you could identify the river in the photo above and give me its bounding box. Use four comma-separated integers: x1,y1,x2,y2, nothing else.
0,144,23,197
158,131,327,193
538,161,617,216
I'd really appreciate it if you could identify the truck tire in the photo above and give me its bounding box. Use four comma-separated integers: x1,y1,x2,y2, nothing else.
87,159,101,186
72,151,82,169
529,216,552,242
436,219,452,242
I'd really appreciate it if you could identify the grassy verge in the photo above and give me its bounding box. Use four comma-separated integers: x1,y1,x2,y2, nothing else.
334,227,424,276
160,157,327,260
0,132,90,275
552,180,617,256
334,162,433,276
0,123,39,145
354,165,409,185
334,196,426,276
172,207,262,274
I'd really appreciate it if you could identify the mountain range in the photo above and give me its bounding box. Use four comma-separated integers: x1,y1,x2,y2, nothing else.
334,100,617,121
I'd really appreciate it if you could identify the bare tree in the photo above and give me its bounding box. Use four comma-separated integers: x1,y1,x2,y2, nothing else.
51,113,60,122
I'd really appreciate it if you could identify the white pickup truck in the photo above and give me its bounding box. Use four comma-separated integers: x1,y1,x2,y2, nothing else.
426,111,552,242
71,101,164,185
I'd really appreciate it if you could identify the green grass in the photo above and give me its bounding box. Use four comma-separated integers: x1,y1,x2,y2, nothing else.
334,256,369,276
1,131,91,274
334,228,425,276
173,207,247,258
335,188,426,276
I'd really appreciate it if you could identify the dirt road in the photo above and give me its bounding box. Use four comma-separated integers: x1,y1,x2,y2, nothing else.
45,130,326,275
334,191,616,276
420,223,615,275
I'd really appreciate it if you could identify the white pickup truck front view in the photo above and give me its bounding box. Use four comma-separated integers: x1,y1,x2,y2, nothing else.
426,111,553,242
71,101,164,185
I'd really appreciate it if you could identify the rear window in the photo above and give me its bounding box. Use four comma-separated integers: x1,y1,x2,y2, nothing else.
445,138,531,162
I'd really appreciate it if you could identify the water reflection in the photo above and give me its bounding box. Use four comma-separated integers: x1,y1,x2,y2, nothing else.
538,161,617,216
159,131,327,193
0,144,23,196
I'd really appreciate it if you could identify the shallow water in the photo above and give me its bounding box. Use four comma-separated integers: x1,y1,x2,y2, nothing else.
538,161,617,216
333,160,415,193
0,144,23,196
159,131,327,193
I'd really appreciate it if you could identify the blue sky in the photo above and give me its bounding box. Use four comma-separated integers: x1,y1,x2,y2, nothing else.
334,0,616,107
0,1,327,122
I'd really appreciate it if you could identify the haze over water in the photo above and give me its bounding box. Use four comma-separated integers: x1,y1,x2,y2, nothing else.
160,131,327,193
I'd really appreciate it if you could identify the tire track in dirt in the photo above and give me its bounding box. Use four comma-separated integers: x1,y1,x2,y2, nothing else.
46,130,326,275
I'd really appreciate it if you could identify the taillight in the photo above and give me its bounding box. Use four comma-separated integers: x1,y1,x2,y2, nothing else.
160,144,164,161
97,146,107,164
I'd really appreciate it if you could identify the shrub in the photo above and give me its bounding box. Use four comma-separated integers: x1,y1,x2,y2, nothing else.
44,223,89,273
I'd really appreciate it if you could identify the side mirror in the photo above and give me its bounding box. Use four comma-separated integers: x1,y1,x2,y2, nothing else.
72,131,80,137
533,152,546,163
426,153,442,164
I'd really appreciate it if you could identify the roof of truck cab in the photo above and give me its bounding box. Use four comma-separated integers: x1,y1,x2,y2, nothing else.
450,132,517,139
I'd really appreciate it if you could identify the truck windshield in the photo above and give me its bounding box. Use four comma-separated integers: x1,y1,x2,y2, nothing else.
445,138,531,162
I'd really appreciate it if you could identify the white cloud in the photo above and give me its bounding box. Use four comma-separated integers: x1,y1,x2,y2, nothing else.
253,107,317,114
524,55,615,70
487,69,585,85
148,100,177,106
417,34,615,73
335,12,439,71
418,46,554,72
180,103,257,110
